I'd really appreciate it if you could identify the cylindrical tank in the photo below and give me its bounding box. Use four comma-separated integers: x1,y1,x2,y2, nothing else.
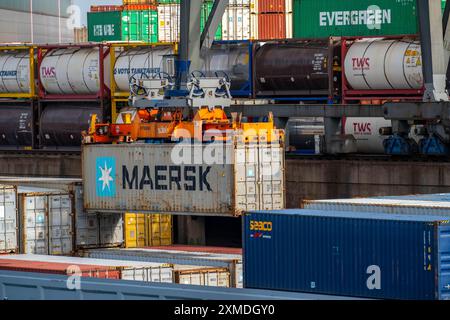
0,52,31,93
40,48,110,95
287,118,324,153
201,42,251,93
114,46,174,93
344,39,423,90
254,41,332,96
0,105,33,147
39,104,102,147
343,117,392,153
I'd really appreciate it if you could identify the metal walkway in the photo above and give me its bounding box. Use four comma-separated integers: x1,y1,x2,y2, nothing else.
0,270,362,300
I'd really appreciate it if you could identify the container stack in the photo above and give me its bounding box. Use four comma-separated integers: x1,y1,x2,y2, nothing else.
258,0,292,40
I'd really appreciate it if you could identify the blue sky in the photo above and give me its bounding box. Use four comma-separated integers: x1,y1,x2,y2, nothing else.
73,0,122,26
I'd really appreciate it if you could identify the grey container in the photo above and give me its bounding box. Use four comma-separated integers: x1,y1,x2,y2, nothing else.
82,142,285,216
302,197,450,215
0,186,18,253
74,184,123,249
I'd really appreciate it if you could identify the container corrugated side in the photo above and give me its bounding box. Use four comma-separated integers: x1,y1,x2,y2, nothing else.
82,142,285,216
293,0,419,38
244,209,450,300
88,11,123,42
0,186,18,253
174,267,231,287
302,198,450,215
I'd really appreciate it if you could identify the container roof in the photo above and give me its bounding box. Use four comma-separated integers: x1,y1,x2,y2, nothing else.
249,209,450,223
306,198,450,209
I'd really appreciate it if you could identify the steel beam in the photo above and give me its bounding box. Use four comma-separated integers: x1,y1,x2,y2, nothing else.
229,104,385,118
0,270,364,300
418,0,449,101
201,0,229,50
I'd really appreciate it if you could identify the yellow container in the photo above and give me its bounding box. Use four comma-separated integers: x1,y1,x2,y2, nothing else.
125,213,173,248
147,214,173,246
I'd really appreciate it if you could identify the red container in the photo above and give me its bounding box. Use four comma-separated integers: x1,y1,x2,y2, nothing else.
90,5,124,12
258,0,286,13
147,245,242,256
0,259,121,279
258,13,286,40
123,4,157,11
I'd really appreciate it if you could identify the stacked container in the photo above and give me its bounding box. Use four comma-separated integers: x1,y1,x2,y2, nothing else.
222,0,258,40
0,186,18,253
258,0,292,39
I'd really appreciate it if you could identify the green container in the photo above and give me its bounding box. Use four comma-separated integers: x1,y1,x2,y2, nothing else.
88,11,123,42
88,10,158,43
293,0,419,38
201,1,222,40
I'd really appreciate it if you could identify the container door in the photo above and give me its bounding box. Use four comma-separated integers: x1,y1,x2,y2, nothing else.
438,225,450,300
0,187,17,253
99,213,124,246
49,194,73,255
125,213,146,248
235,145,258,211
24,195,48,254
147,214,173,246
258,144,285,210
74,186,99,248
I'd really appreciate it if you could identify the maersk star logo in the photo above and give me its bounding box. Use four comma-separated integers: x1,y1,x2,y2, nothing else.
96,157,116,197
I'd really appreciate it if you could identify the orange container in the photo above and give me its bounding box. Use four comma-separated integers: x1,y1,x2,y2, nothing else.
258,13,286,40
259,0,286,13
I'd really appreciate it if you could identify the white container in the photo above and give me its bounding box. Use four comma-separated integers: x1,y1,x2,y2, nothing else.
0,52,30,94
40,48,111,95
344,39,423,90
0,186,17,253
113,46,175,93
121,265,174,283
74,184,99,248
21,188,73,255
82,141,285,216
174,266,231,287
222,2,258,40
158,4,180,43
303,198,450,216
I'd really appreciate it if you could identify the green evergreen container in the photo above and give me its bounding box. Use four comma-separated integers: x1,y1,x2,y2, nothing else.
293,0,419,38
88,10,158,43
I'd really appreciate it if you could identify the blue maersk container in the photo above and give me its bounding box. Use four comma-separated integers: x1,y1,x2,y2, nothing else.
244,209,450,300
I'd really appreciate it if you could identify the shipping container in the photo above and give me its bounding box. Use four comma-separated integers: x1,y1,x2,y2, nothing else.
87,10,158,43
222,2,258,40
174,266,231,287
84,246,244,287
292,0,419,38
124,213,173,248
244,209,450,300
74,27,88,43
258,0,292,39
0,186,18,253
0,254,171,281
0,258,121,280
19,187,74,256
302,197,450,215
158,4,180,42
82,141,285,216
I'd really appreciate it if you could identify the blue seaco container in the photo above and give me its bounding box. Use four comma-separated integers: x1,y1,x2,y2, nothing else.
243,209,450,300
